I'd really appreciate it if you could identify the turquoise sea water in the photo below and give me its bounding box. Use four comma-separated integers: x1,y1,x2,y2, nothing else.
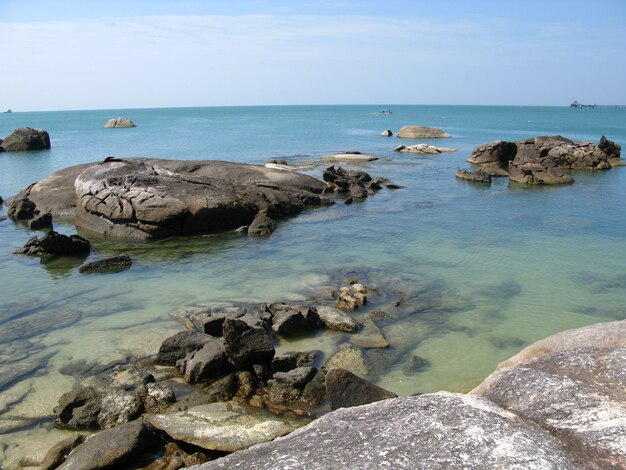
1,105,625,464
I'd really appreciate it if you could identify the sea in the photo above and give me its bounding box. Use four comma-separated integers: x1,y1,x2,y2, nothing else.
1,105,625,464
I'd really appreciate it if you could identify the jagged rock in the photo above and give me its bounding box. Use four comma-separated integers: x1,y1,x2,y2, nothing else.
223,318,275,369
325,368,397,410
97,389,143,429
40,434,86,470
268,304,321,336
57,419,157,470
29,212,52,229
336,284,367,310
55,386,102,429
190,307,247,336
103,117,137,128
176,339,232,384
7,198,36,219
139,383,176,414
315,306,359,332
155,331,212,366
14,230,90,256
467,140,517,167
9,158,331,240
147,401,302,452
380,129,393,137
508,163,575,185
394,144,457,154
247,213,277,236
455,169,491,183
397,125,450,139
0,127,51,151
599,135,621,160
322,166,372,197
267,366,318,403
78,255,132,274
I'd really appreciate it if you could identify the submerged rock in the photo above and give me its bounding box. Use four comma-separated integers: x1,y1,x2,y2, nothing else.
78,255,132,274
103,117,137,128
0,127,51,151
397,125,450,139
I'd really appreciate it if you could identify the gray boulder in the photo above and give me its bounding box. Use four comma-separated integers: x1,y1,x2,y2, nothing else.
267,366,318,403
268,304,321,336
57,419,157,470
315,305,359,332
223,317,275,369
467,140,517,167
271,350,320,373
325,367,397,410
176,338,232,383
397,125,450,139
103,117,136,128
247,213,276,236
9,158,330,240
455,169,491,183
55,386,102,429
0,127,51,151
155,331,212,366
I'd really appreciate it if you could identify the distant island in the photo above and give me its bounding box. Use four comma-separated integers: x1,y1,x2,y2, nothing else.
571,101,626,109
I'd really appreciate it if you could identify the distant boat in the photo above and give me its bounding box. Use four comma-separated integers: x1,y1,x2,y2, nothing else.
3,109,12,113
378,110,392,115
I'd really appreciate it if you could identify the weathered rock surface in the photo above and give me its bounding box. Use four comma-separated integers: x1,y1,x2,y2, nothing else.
103,117,136,128
14,231,90,256
315,305,359,332
9,158,331,240
177,338,232,383
268,304,321,336
155,331,212,366
380,129,393,137
394,144,457,154
78,255,132,274
397,125,450,139
247,213,277,236
0,127,51,151
147,401,302,452
267,366,318,403
599,135,621,160
40,434,86,470
7,198,36,219
223,318,275,369
57,419,157,470
467,140,517,167
455,168,492,183
325,368,397,410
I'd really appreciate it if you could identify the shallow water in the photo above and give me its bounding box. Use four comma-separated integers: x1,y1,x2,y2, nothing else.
0,105,625,465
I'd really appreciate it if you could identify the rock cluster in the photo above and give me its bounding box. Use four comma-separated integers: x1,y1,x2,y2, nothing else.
323,166,385,202
103,117,137,128
14,230,90,256
394,144,456,154
0,127,51,152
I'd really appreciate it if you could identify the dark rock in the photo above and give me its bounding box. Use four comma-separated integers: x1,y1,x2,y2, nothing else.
455,169,491,183
323,166,372,195
349,184,368,200
467,140,517,167
222,318,275,369
343,196,353,205
8,198,36,219
78,255,133,274
325,368,397,410
201,373,237,402
103,117,137,128
0,195,3,204
269,304,321,336
397,125,450,139
177,339,232,383
599,135,621,159
29,212,53,230
55,386,102,429
0,127,51,151
247,213,277,236
300,369,327,406
191,309,246,337
155,331,212,366
57,419,157,470
41,434,86,470
272,351,320,373
268,367,318,403
236,370,258,398
267,159,288,165
402,355,431,375
380,129,393,137
14,230,90,256
508,163,574,185
10,158,330,240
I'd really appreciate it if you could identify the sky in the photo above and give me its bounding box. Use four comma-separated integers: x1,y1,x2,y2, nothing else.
1,0,625,111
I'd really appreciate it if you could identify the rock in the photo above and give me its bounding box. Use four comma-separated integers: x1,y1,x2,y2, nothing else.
57,419,157,470
40,434,86,470
190,307,247,337
267,366,318,403
139,383,176,414
455,169,491,183
325,368,397,410
155,331,212,366
29,212,53,229
223,318,275,369
7,198,36,219
325,346,369,379
177,338,232,383
144,442,208,470
147,401,302,452
247,213,277,236
194,393,582,470
380,129,393,137
315,306,359,332
14,230,90,256
394,144,457,154
467,140,517,167
0,127,51,151
78,255,133,274
397,125,450,139
322,166,371,196
599,135,621,160
103,117,137,128
97,388,144,429
271,351,320,373
508,162,575,185
265,162,297,172
54,386,102,429
324,153,379,162
350,315,389,348
10,158,330,240
336,284,367,310
402,355,430,375
268,304,321,336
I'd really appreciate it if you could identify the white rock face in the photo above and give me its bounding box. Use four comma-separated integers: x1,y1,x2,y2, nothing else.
103,117,137,128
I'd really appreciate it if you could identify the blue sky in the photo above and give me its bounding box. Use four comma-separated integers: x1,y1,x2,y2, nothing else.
1,0,625,111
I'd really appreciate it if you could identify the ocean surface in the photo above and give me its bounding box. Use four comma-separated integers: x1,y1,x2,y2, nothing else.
1,105,625,464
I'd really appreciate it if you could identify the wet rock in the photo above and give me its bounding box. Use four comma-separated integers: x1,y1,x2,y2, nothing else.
78,255,132,274
57,419,157,470
97,388,144,429
349,184,368,199
336,284,367,310
269,304,321,336
14,230,90,256
268,366,318,403
156,331,212,366
455,168,491,183
271,351,320,373
315,306,359,332
176,339,232,384
598,135,621,160
350,316,389,349
191,309,246,337
147,401,302,452
41,434,86,470
325,368,397,410
300,369,327,406
508,163,575,185
55,386,102,429
29,212,53,230
0,127,51,151
235,371,258,399
397,125,450,139
193,393,581,470
139,383,176,414
322,166,371,196
223,317,275,369
380,129,393,137
394,144,456,154
247,213,277,236
7,198,36,219
103,117,137,128
325,346,369,379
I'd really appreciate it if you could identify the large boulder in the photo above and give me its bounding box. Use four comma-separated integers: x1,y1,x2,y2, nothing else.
397,125,450,139
9,158,331,240
103,117,136,128
0,127,50,151
467,140,517,168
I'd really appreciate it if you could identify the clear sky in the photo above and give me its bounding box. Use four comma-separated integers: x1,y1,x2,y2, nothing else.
1,0,625,111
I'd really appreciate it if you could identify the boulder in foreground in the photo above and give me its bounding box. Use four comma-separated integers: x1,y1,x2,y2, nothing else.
0,127,51,152
103,117,137,128
397,125,450,139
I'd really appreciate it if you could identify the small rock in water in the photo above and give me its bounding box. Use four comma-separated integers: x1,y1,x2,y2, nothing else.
14,230,90,256
381,129,393,137
29,212,52,230
103,117,137,128
248,213,277,236
78,255,133,274
455,169,492,183
402,355,431,375
8,198,36,219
